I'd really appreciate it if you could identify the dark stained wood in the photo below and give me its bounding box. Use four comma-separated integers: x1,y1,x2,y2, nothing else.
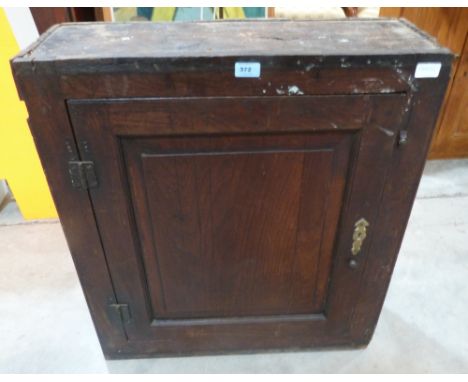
29,7,72,34
69,7,98,22
20,19,449,62
57,67,413,98
349,61,453,344
125,135,346,319
11,19,452,358
65,94,406,355
29,7,105,35
9,73,128,355
68,96,375,135
69,94,406,352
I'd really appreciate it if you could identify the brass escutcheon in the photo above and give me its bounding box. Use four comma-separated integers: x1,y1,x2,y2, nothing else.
351,218,369,256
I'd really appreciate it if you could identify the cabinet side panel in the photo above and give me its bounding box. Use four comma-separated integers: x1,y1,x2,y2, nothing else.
10,70,127,355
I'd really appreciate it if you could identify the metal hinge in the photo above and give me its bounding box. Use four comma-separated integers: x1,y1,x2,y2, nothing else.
110,303,132,325
68,161,98,190
398,130,408,146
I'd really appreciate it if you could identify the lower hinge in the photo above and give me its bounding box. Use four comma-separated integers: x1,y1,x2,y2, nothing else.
110,303,132,325
68,160,98,190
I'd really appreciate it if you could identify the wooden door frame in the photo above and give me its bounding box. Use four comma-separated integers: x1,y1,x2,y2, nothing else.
65,94,406,357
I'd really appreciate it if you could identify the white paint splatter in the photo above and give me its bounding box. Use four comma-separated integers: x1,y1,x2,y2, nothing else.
276,88,286,95
288,85,304,96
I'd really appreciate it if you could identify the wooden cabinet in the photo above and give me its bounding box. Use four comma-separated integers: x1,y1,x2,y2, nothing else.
11,19,452,358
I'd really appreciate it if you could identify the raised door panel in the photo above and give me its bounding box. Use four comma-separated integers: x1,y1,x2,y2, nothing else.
123,133,351,320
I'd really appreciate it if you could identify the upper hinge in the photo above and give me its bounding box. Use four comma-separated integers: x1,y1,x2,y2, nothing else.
68,160,98,190
110,303,132,325
398,130,408,146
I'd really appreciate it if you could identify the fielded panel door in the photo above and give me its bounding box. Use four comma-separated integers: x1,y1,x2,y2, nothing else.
67,95,406,354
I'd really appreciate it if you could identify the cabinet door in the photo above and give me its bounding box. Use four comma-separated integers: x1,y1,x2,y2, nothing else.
68,95,406,356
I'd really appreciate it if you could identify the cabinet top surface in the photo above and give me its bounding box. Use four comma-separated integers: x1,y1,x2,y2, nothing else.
16,19,449,63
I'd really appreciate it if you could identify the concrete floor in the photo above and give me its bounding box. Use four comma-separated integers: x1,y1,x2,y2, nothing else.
1,159,467,373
